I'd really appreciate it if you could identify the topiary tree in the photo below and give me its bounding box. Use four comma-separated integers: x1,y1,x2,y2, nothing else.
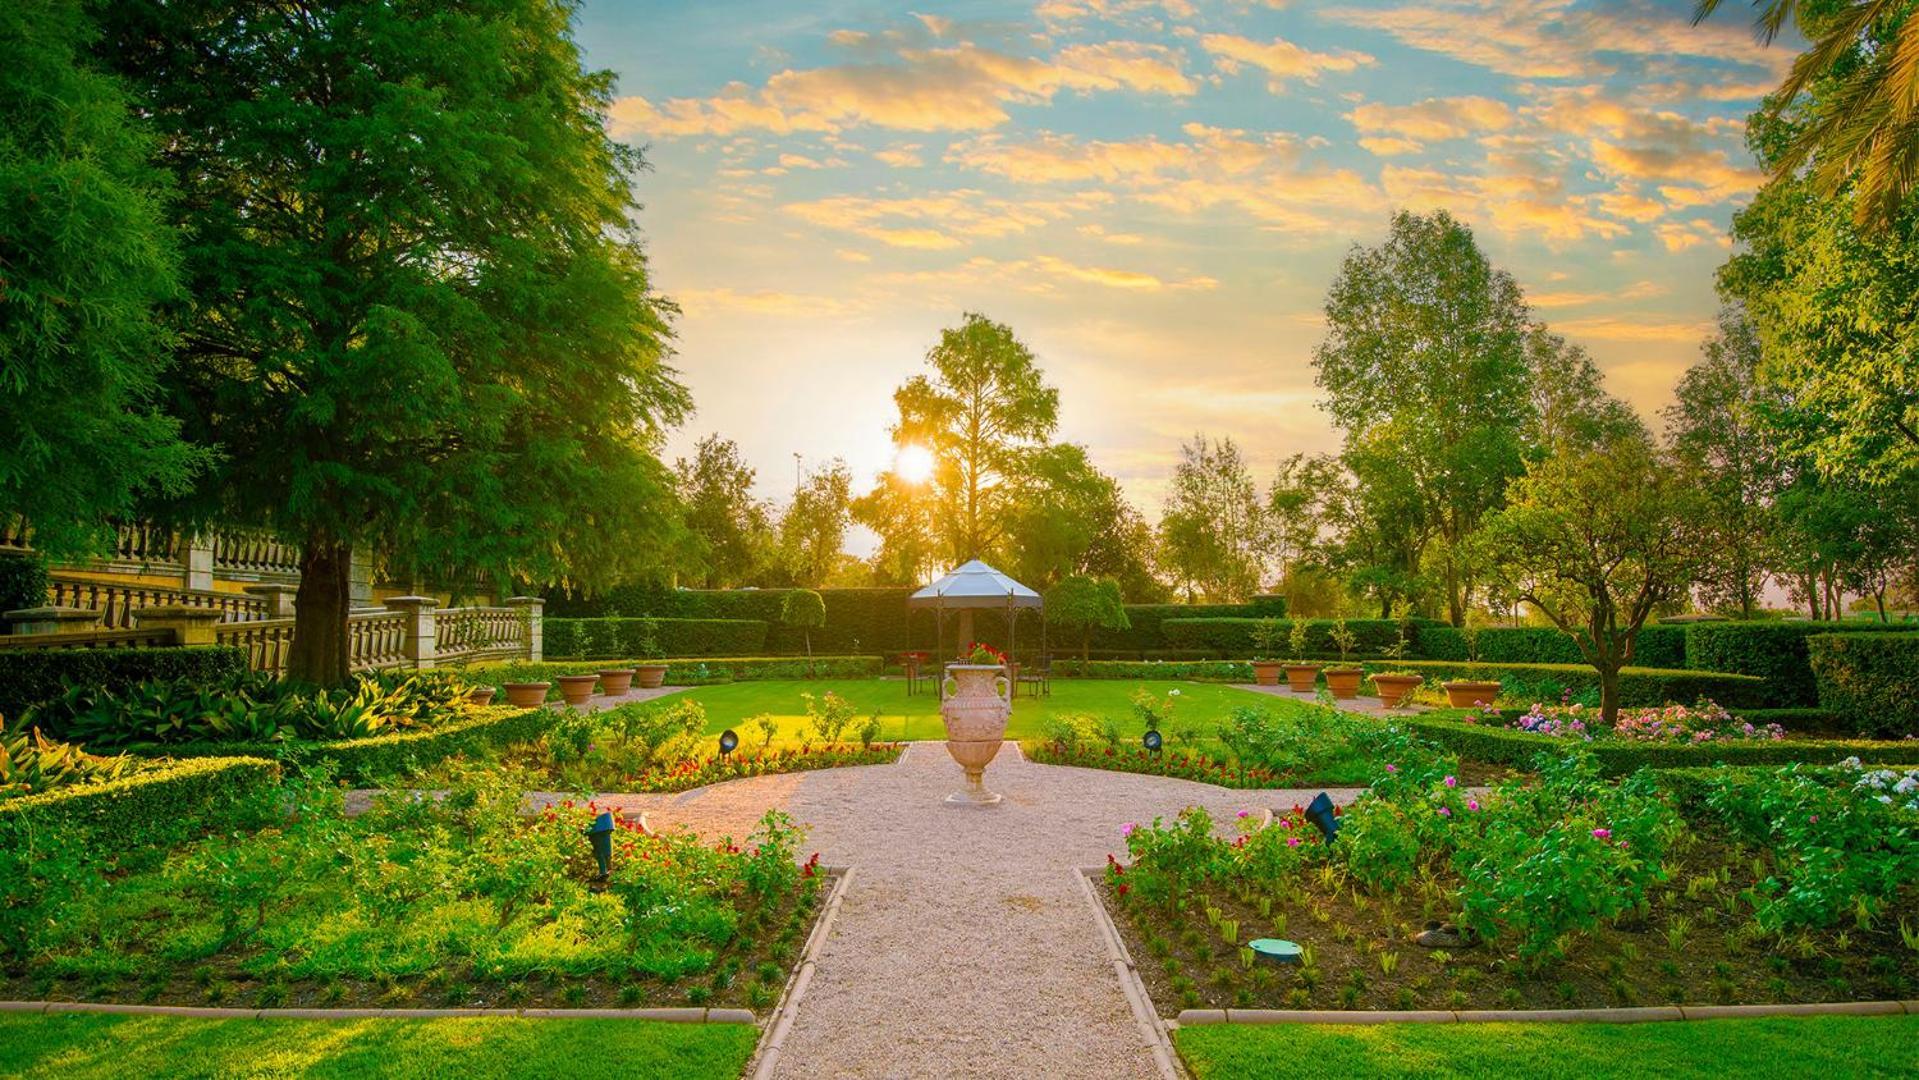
1043,576,1128,661
781,589,826,675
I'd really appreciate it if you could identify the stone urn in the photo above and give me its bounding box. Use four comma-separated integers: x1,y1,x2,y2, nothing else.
941,664,1010,806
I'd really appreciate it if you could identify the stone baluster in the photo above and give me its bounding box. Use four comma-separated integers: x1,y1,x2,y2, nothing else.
384,596,438,669
505,596,544,662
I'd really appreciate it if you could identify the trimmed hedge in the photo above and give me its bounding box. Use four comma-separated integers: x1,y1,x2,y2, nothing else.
1808,632,1919,738
0,553,49,620
0,755,281,847
0,646,248,722
1418,625,1686,669
1051,659,1254,681
1683,620,1919,707
545,617,768,660
1159,618,1411,658
1401,715,1919,776
125,706,548,784
461,655,884,694
1652,763,1919,819
1360,659,1768,708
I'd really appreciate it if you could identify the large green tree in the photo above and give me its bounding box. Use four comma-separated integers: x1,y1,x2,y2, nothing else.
776,459,852,589
0,0,205,558
1157,434,1266,602
1001,443,1155,593
1313,210,1535,624
1043,575,1129,660
100,0,689,684
673,435,770,588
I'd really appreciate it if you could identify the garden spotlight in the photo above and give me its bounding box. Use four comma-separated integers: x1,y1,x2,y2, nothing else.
1142,729,1162,754
1304,792,1340,843
585,811,615,881
719,728,739,757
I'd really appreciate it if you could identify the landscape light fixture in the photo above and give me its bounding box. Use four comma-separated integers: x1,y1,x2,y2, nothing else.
1304,792,1340,843
719,728,739,757
1247,938,1304,966
1142,729,1163,754
585,811,615,881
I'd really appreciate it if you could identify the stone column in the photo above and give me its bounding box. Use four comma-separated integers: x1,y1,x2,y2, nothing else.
184,534,215,592
384,596,438,669
244,583,299,619
4,606,102,635
348,547,374,606
134,604,223,647
505,596,544,662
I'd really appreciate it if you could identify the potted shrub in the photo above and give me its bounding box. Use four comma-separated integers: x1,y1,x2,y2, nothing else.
556,673,600,706
465,686,497,706
503,680,551,708
1370,616,1422,707
634,617,669,689
1249,617,1284,686
1322,619,1363,699
1282,618,1322,692
598,668,636,695
1441,620,1501,708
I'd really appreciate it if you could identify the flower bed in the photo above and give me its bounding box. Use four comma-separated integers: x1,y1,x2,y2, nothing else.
1403,713,1917,775
1507,699,1784,743
1099,752,1918,1015
564,743,903,794
1028,742,1288,789
4,769,829,1013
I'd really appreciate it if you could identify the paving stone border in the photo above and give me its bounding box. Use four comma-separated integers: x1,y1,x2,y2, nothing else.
1172,1000,1919,1026
0,1001,753,1023
747,864,856,1080
1076,868,1187,1080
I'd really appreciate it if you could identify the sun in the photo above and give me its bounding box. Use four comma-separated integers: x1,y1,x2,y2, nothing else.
894,443,935,484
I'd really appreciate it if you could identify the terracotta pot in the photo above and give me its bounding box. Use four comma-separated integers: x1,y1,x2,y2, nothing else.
636,663,668,689
556,674,600,706
1283,664,1323,693
465,687,496,707
1372,674,1424,709
502,682,551,708
1250,660,1283,687
597,669,636,695
1443,680,1503,709
940,664,1010,806
1324,667,1364,700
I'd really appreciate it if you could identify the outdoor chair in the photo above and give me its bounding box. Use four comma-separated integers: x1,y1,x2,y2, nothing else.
1017,654,1051,698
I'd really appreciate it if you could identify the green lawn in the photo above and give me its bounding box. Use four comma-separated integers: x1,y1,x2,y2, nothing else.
664,677,1285,744
0,1014,758,1080
1173,1015,1919,1079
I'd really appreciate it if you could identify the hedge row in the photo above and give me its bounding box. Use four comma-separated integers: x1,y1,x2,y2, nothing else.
1360,660,1768,708
1158,618,1413,657
0,646,247,722
461,655,884,693
1418,625,1687,669
1651,763,1919,819
1682,620,1919,707
1051,659,1255,681
125,706,549,785
544,617,769,660
0,755,282,848
1808,632,1919,738
1400,716,1919,776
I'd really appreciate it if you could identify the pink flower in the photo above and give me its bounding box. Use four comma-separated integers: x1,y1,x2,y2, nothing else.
1236,809,1250,819
1384,764,1398,773
1444,775,1458,788
1437,806,1452,817
1286,836,1301,848
1809,814,1819,824
1592,828,1612,840
1122,822,1137,838
1467,798,1480,812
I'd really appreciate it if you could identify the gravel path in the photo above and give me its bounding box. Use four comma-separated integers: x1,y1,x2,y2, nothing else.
543,741,1363,1079
1231,682,1430,717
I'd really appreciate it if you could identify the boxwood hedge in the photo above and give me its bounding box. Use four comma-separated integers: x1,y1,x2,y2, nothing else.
0,646,247,722
1808,632,1919,738
1418,625,1686,669
1682,620,1919,707
1360,659,1767,708
0,755,281,848
544,617,768,660
460,655,884,694
1401,715,1918,776
1159,618,1412,657
123,706,548,784
1051,659,1255,681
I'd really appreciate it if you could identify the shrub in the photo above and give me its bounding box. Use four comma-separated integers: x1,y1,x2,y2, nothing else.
1052,659,1252,681
800,691,857,743
1403,714,1919,775
1159,618,1409,657
1808,632,1919,738
1419,625,1686,668
1684,620,1919,707
1360,659,1767,708
0,725,131,797
123,706,548,785
460,655,884,693
0,754,281,847
0,553,50,619
0,646,247,724
544,617,768,660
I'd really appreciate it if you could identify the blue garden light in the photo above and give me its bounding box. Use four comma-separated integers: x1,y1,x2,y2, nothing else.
1304,792,1340,843
719,728,739,756
585,811,615,881
1142,728,1163,753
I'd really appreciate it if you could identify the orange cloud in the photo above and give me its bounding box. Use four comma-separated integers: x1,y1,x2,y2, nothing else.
1199,33,1375,90
1349,95,1513,143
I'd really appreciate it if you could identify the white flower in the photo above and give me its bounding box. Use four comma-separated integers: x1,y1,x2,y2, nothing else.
1895,775,1919,795
1169,689,1182,697
1839,756,1863,770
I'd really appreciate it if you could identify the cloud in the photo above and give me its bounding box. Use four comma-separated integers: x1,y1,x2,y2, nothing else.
1199,33,1375,90
674,287,862,318
783,188,1109,248
1357,136,1424,157
1036,0,1199,25
1348,95,1513,143
867,252,1216,294
872,145,925,167
611,40,1199,138
1526,86,1762,209
1653,218,1731,252
1380,158,1631,245
1528,279,1666,308
1553,314,1714,342
1080,224,1147,244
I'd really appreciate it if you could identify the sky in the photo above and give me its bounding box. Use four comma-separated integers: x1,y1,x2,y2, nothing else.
580,0,1793,543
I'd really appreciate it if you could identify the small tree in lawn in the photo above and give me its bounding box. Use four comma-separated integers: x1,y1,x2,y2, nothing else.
1043,576,1129,661
781,589,826,677
1478,434,1705,725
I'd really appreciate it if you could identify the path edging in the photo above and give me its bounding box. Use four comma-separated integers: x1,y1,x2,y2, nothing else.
1175,1000,1918,1025
748,864,856,1080
1075,868,1187,1080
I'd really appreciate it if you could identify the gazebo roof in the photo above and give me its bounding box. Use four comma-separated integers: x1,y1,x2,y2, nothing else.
907,559,1043,609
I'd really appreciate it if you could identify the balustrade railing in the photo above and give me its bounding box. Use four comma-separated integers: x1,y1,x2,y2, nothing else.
49,577,267,629
212,529,302,577
215,619,295,677
0,626,179,652
432,606,527,664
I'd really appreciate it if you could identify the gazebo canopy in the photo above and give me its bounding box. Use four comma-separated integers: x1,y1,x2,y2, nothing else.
907,559,1043,609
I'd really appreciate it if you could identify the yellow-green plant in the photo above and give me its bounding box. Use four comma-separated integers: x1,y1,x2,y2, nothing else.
0,724,128,798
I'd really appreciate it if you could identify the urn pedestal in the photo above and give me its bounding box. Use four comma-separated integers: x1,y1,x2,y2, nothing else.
941,664,1010,806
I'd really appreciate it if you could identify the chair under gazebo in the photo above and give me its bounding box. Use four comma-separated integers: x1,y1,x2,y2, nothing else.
906,560,1045,699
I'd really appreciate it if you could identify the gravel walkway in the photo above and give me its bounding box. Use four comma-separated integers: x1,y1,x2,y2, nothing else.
537,742,1363,1079
1231,683,1430,717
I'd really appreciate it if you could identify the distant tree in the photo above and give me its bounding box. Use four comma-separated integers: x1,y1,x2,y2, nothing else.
777,460,853,588
780,588,826,671
1044,576,1129,660
1314,210,1534,624
0,0,206,557
1158,435,1266,602
1663,307,1788,618
100,0,689,684
852,471,941,587
674,435,772,588
1772,474,1919,621
1479,433,1705,725
1525,326,1641,452
1002,444,1154,592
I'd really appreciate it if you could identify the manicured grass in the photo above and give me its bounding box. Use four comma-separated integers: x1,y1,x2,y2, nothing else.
665,677,1286,744
0,1014,758,1080
1173,1015,1919,1079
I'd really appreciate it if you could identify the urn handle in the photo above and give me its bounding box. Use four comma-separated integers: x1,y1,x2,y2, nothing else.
942,674,957,699
995,674,1010,703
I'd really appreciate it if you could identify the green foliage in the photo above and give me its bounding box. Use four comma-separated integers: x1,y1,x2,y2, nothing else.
800,691,857,743
0,725,129,798
1684,621,1919,707
1218,705,1452,786
1159,618,1413,656
1367,660,1767,709
1403,715,1918,775
672,434,774,588
1420,625,1687,668
0,645,246,722
0,0,207,559
1039,712,1121,754
546,618,769,660
1158,435,1267,602
1043,576,1129,658
465,655,883,692
0,554,50,619
126,707,549,786
1053,659,1254,681
0,753,278,851
780,590,826,629
1809,632,1919,737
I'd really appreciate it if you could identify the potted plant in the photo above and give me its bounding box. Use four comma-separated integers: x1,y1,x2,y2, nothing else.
597,668,636,695
634,617,669,689
1249,617,1284,686
1441,619,1501,708
1322,619,1363,699
1370,615,1423,708
1282,618,1322,692
556,673,600,706
465,685,497,706
502,680,551,708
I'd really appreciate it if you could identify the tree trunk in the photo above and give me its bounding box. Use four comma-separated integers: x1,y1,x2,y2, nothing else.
1082,629,1090,662
288,531,353,687
1598,664,1622,728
